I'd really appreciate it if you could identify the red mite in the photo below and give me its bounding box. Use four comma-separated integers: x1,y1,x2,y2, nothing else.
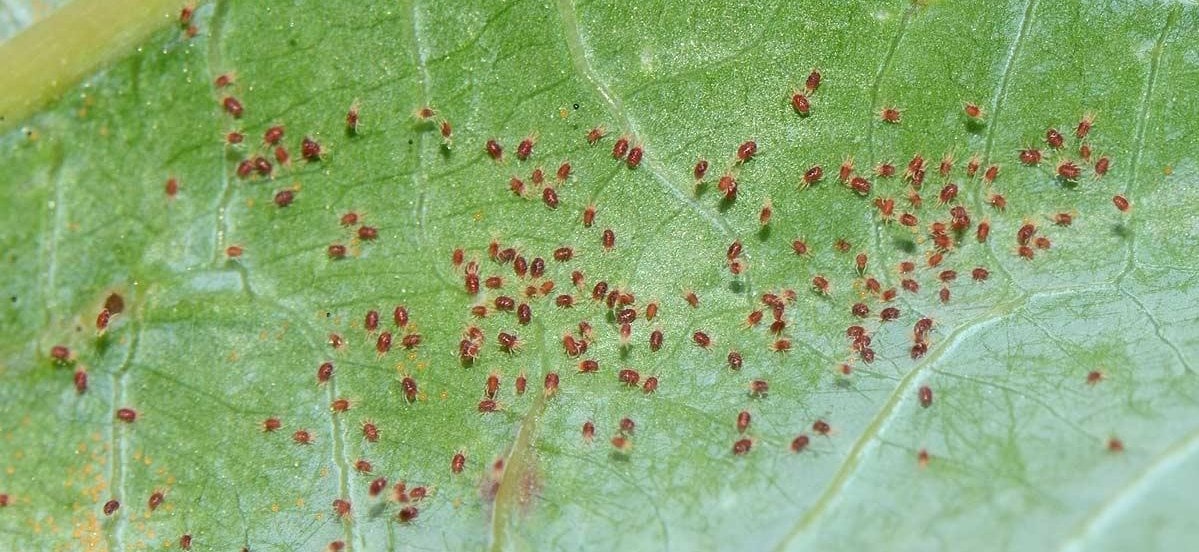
805,68,822,93
586,127,606,144
802,165,823,188
736,140,757,163
918,385,933,407
626,146,644,168
694,159,710,180
1046,128,1064,149
222,97,243,118
792,93,811,116
612,137,630,159
1112,195,1130,213
486,139,503,160
301,137,322,161
516,136,535,161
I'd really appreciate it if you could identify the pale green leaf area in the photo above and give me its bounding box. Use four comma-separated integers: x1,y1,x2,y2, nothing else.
1,0,1198,551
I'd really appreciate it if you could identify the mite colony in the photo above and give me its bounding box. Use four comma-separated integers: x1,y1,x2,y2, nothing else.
31,9,1133,546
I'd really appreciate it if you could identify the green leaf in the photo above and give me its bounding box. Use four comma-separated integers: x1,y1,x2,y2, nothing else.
2,1,1197,550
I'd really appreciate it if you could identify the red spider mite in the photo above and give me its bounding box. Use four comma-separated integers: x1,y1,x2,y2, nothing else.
345,102,361,134
834,238,852,253
694,159,710,180
626,146,644,168
332,499,352,518
262,417,282,432
578,359,600,374
571,270,585,288
649,329,664,352
1113,194,1130,213
516,135,536,161
972,267,990,281
555,294,574,308
792,93,811,116
643,376,659,393
770,319,787,335
317,361,334,383
586,126,606,145
364,310,380,332
882,288,897,301
293,429,313,445
103,499,120,516
1046,128,1064,149
791,434,810,453
718,173,738,200
812,420,830,435
938,153,954,178
331,397,351,412
619,369,641,387
478,399,499,413
116,407,137,423
911,342,928,359
684,290,700,308
900,213,918,227
619,322,633,345
792,239,810,256
498,331,522,352
485,139,503,161
401,334,422,348
1019,148,1043,165
253,156,273,176
965,155,981,178
213,72,233,87
263,125,284,146
1016,222,1036,245
880,106,902,123
592,281,609,301
1076,113,1095,139
544,372,560,396
851,303,869,318
517,303,532,324
164,176,180,197
530,167,545,186
802,165,823,188
402,376,418,402
1017,245,1035,260
750,380,769,397
368,477,389,498
470,305,488,318
1094,156,1110,177
363,421,379,442
737,411,751,433
906,189,922,209
939,287,951,303
805,67,822,93
464,272,480,294
180,534,192,550
397,506,419,523
732,438,753,455
482,372,500,397
693,331,712,349
876,162,896,178
452,452,466,474
983,165,999,184
376,332,392,354
988,193,1007,211
612,136,630,159
226,131,244,145
514,373,528,395
849,176,871,195
1034,236,1052,250
509,177,526,197
485,276,504,290
727,351,743,370
737,140,757,163
274,146,291,166
1108,437,1124,453
512,256,529,278
812,275,830,294
530,257,546,278
301,137,322,161
582,421,595,441
855,252,868,273
758,198,774,226
611,435,631,453
96,307,112,332
414,106,437,120
556,162,572,181
329,333,344,349
907,154,925,177
918,449,930,467
1087,370,1104,385
544,186,561,210
601,229,616,250
839,158,855,183
880,307,900,321
964,102,983,119
645,301,659,321
222,96,243,118
918,385,933,408
939,183,958,205
74,369,88,394
875,197,895,220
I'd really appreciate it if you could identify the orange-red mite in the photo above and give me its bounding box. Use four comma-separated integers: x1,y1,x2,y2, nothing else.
582,421,595,441
516,136,535,160
737,140,757,163
103,499,120,516
750,380,769,397
728,351,743,370
556,162,572,181
684,290,699,308
542,187,559,209
626,146,644,168
759,198,773,226
74,369,88,394
1046,128,1064,149
612,137,630,159
1094,156,1110,177
791,434,810,453
918,385,933,408
515,374,527,395
792,239,809,255
116,407,137,423
692,331,711,348
805,69,822,93
544,372,560,396
582,204,597,228
1076,114,1094,139
812,420,830,435
964,102,983,119
332,499,351,518
485,139,503,160
649,329,664,352
972,267,990,281
300,137,322,161
1112,194,1130,212
694,159,710,180
452,452,466,474
880,106,901,123
1108,437,1124,453
331,398,351,413
1087,370,1104,385
802,165,823,188
402,376,418,402
812,275,829,294
732,438,752,455
601,228,616,250
1019,148,1042,165
264,125,284,145
736,411,751,433
643,376,659,394
317,362,334,384
362,422,379,442
983,165,999,184
838,158,854,183
792,93,811,116
222,97,244,118
263,417,282,432
586,127,606,144
293,429,312,445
